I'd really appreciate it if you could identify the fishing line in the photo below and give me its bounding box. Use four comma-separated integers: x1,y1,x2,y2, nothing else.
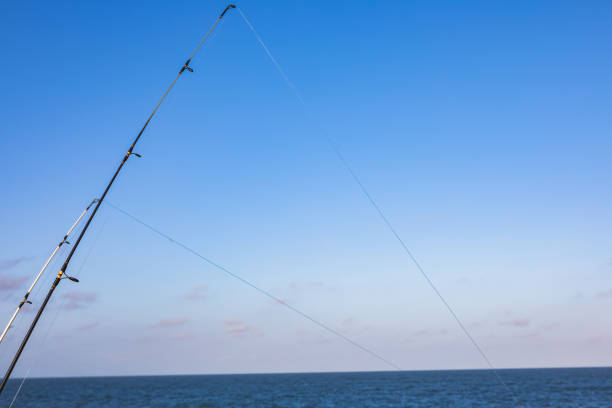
237,7,519,402
7,367,28,408
104,201,401,371
238,9,304,106
7,215,111,407
0,244,69,370
0,199,97,346
0,5,237,394
6,213,98,404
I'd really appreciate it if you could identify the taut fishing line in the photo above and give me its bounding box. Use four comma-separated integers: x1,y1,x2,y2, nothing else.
0,198,98,347
1,202,95,400
0,5,237,394
0,245,65,370
104,201,401,371
237,7,521,404
8,215,111,407
1,233,73,403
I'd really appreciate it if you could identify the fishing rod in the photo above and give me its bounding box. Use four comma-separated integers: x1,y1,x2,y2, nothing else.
0,198,98,346
0,4,236,394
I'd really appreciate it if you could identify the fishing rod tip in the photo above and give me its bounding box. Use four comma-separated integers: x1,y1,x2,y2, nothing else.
220,4,237,18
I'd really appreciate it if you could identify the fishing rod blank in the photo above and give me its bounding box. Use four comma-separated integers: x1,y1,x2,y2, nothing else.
0,198,98,346
0,4,236,395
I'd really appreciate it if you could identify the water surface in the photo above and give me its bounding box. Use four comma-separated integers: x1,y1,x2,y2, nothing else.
1,367,609,407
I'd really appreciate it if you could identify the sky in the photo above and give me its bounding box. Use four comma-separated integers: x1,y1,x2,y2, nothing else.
0,0,611,378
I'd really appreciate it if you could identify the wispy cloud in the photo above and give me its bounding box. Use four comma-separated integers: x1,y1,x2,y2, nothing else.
596,289,612,299
339,317,371,334
77,322,99,331
224,320,261,337
571,291,584,301
296,329,311,337
513,332,539,339
315,336,333,344
62,291,97,310
170,332,193,341
540,322,560,330
271,281,336,307
499,318,530,328
468,321,485,330
0,275,29,291
0,257,29,272
585,335,608,345
150,318,187,329
456,277,470,285
0,258,32,290
411,328,449,337
185,285,207,301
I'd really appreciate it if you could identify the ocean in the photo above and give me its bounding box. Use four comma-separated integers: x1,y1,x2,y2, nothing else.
0,367,609,407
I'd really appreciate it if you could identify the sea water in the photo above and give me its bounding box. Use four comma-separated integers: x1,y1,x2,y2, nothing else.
0,367,609,407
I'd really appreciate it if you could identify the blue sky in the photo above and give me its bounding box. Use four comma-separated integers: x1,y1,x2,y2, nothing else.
0,0,611,377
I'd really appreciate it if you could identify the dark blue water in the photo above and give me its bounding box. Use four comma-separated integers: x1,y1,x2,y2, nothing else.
0,367,609,407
